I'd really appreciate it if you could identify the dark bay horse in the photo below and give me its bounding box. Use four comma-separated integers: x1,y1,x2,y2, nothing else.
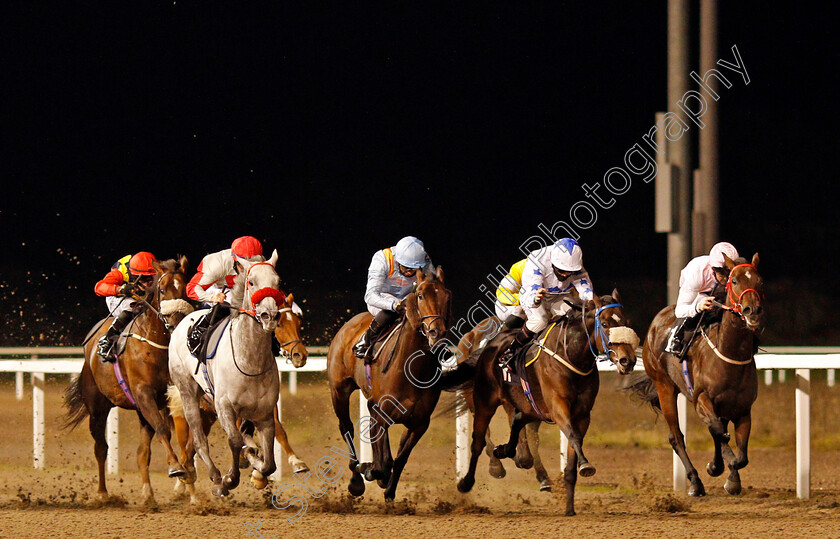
63,256,194,505
168,292,310,503
328,268,451,500
453,291,638,516
455,316,552,491
628,253,764,497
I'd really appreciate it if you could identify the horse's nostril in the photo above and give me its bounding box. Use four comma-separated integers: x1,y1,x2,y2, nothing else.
756,306,764,316
619,357,629,367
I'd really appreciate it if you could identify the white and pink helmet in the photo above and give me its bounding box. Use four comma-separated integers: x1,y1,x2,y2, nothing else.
709,242,739,269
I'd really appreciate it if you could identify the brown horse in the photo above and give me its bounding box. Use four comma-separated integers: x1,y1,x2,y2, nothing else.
63,256,194,505
328,268,451,500
628,253,764,497
452,291,638,516
168,293,310,502
455,316,553,491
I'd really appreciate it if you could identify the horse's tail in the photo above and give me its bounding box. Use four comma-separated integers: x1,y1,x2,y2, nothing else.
62,369,89,430
166,385,184,418
621,372,661,413
433,387,473,418
437,344,482,393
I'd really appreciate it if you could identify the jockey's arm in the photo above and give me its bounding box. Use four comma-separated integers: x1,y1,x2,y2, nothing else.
364,252,399,312
94,268,125,297
674,279,704,319
187,255,227,303
571,272,595,302
519,260,545,309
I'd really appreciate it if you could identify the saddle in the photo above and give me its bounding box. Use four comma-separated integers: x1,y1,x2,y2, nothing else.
86,315,138,361
368,320,403,372
188,313,231,364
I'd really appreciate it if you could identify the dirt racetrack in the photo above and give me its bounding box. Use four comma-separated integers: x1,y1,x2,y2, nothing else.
0,372,838,538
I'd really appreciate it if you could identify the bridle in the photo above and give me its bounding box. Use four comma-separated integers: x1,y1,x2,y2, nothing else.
581,302,638,365
419,314,446,337
275,306,306,362
238,262,286,319
725,263,763,319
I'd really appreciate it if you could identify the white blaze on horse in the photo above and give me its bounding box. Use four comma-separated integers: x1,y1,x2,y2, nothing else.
168,250,283,497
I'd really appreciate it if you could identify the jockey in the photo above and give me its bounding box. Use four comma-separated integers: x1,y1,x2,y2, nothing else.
495,258,527,330
94,252,158,362
186,236,265,353
665,241,739,356
353,236,434,363
503,238,594,363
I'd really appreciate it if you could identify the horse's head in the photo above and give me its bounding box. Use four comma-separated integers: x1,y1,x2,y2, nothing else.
239,249,284,333
274,292,308,368
723,253,765,332
153,255,194,332
588,289,639,375
403,266,452,350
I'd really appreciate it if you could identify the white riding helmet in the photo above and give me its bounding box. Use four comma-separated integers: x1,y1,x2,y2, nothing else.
550,238,584,272
709,242,739,268
393,236,427,269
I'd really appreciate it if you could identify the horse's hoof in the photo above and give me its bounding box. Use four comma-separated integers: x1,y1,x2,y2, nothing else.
564,509,576,517
539,479,552,492
251,470,268,490
97,492,110,502
706,461,724,477
688,482,706,497
168,465,186,478
724,478,742,495
211,485,229,498
514,454,534,470
488,460,506,479
492,445,514,460
457,476,475,493
292,462,310,474
578,462,596,477
173,479,187,494
222,473,240,490
348,476,365,497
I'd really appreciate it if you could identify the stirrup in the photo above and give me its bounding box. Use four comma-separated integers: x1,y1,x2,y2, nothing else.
97,336,115,362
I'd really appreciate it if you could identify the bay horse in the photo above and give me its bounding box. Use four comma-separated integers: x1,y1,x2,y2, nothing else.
168,251,283,497
452,291,639,516
168,292,310,503
328,268,451,500
627,253,764,497
455,316,553,491
63,256,195,505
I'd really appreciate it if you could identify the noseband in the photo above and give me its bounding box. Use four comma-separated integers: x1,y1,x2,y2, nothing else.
419,314,445,337
240,262,286,318
725,263,763,318
582,303,638,363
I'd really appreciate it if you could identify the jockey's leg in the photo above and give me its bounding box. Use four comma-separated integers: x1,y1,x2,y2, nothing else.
665,314,701,357
97,309,134,361
353,309,397,362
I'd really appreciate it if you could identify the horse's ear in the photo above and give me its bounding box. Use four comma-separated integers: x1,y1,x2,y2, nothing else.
416,268,425,282
723,253,737,270
436,266,445,284
286,292,294,306
403,293,420,329
152,259,162,274
611,288,622,303
179,255,189,274
591,294,603,308
751,252,760,268
268,249,279,267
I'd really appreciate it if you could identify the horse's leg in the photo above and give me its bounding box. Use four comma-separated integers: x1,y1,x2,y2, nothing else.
136,412,156,506
250,416,277,488
511,404,534,470
183,390,224,496
363,424,393,488
493,409,528,460
383,419,429,500
694,392,730,479
485,425,506,479
132,384,186,478
547,397,595,478
273,406,309,474
331,381,365,496
172,415,192,493
528,422,552,491
215,401,244,492
721,413,751,495
457,400,495,493
659,381,704,496
88,398,113,501
562,412,591,516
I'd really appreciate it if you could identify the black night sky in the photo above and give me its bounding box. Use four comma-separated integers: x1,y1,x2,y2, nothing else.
2,2,837,345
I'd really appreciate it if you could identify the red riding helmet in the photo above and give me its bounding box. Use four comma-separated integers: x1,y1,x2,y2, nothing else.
128,252,158,276
231,236,263,261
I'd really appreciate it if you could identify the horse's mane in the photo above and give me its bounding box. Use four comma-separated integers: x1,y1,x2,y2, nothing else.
157,257,182,273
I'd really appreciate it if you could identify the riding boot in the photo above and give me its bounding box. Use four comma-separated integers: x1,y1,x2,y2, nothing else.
97,310,134,362
191,303,230,363
354,310,397,363
502,314,526,331
501,326,535,367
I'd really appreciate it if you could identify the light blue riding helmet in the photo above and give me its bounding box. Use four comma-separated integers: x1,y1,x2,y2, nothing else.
393,236,427,269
